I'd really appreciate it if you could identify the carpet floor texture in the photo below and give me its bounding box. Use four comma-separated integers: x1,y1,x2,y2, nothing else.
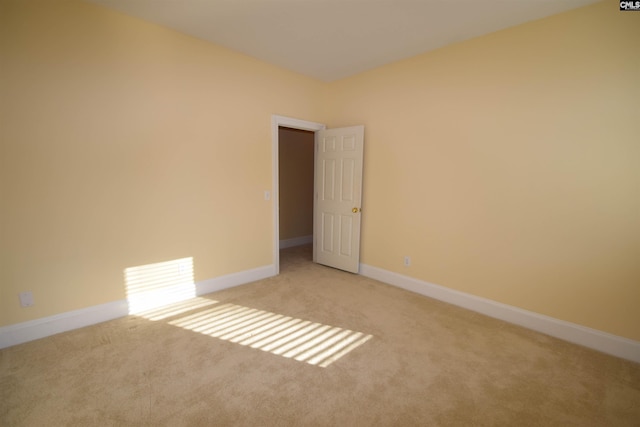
1,245,639,426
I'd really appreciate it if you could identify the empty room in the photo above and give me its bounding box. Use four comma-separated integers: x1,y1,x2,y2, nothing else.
1,0,639,425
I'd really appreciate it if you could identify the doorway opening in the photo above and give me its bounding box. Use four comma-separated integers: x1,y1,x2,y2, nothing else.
271,115,326,274
278,127,314,252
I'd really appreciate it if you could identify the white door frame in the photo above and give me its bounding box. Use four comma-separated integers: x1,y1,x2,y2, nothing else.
271,115,326,274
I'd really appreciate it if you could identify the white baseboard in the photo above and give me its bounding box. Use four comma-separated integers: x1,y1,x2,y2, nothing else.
360,264,640,363
4,262,637,364
279,235,313,249
196,264,276,295
0,300,129,350
0,264,277,350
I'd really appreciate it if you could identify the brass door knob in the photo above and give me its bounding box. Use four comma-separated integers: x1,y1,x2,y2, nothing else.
352,207,360,213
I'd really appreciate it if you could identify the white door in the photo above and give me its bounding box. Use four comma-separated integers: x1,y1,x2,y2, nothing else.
314,125,364,273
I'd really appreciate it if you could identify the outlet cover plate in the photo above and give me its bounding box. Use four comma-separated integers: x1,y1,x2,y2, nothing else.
19,291,34,307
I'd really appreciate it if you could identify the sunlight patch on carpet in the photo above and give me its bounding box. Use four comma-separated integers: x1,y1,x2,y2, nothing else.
132,297,217,321
169,303,373,367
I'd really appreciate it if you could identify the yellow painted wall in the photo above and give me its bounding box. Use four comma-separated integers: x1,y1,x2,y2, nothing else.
325,1,640,341
278,128,314,241
0,0,325,326
2,0,638,343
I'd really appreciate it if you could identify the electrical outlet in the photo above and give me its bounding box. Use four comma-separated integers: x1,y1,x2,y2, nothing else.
403,256,411,267
19,291,34,307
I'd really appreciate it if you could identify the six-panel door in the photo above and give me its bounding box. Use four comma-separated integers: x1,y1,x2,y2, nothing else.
314,125,364,273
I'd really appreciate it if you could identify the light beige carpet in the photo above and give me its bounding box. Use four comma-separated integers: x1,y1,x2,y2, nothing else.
1,244,639,426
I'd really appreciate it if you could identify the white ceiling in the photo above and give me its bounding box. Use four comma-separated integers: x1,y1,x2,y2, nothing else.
89,0,600,82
